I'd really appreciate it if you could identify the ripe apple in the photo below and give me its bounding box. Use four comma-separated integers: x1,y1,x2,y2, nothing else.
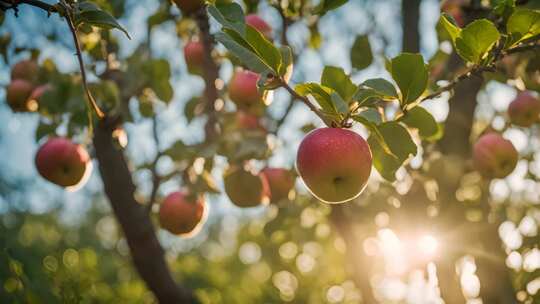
35,137,92,190
296,128,372,203
473,133,518,179
11,59,39,83
223,166,269,208
261,167,295,204
245,14,272,39
6,79,35,112
507,92,540,127
228,69,263,109
159,191,207,236
184,40,205,75
173,0,204,15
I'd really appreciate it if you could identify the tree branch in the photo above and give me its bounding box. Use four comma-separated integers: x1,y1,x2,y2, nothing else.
194,7,221,140
0,0,56,14
280,79,332,127
146,115,163,213
93,117,198,304
60,1,105,118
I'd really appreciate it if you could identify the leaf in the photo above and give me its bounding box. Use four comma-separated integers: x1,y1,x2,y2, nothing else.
351,35,373,70
493,0,515,18
391,53,428,105
354,108,382,124
330,92,348,114
73,1,130,39
400,106,442,141
313,0,348,15
352,114,392,155
279,46,294,80
146,59,173,103
321,66,357,102
295,83,337,114
207,3,246,37
507,9,540,46
438,13,461,43
455,19,500,63
214,33,272,74
243,26,282,73
362,78,398,99
367,122,417,181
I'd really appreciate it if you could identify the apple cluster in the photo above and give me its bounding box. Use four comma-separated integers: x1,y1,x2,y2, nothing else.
6,59,49,113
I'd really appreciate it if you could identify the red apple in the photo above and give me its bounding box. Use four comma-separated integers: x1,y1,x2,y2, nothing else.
236,110,265,131
223,166,270,208
261,167,295,204
35,137,92,190
159,191,207,236
173,0,204,15
11,59,39,83
246,14,272,39
507,92,540,127
6,79,35,112
296,128,372,203
473,133,518,179
229,70,263,109
184,40,205,75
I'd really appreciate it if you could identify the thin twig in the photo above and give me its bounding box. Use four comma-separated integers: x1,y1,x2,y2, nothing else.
280,78,332,127
60,1,105,119
0,0,56,14
146,115,163,213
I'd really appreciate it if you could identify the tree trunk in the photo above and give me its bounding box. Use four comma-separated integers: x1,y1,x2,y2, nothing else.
93,117,197,304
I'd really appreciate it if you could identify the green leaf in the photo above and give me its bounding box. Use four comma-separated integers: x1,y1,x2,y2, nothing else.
350,35,373,70
146,59,173,103
243,26,282,73
455,19,500,63
507,9,540,46
493,0,515,18
313,0,348,15
207,3,246,37
367,122,417,181
321,66,357,102
279,46,294,80
184,97,202,123
362,78,398,99
438,13,461,43
330,92,348,114
73,1,130,39
352,114,392,155
400,106,442,141
391,53,428,105
214,33,272,74
295,83,337,114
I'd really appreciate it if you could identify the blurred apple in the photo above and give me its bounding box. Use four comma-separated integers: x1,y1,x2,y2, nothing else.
473,133,518,179
159,191,207,237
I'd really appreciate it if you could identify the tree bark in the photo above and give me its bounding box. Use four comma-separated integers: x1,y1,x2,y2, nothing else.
93,117,198,304
402,0,421,53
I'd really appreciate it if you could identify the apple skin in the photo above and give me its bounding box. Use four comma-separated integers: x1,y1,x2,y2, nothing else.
228,70,263,109
173,0,204,14
184,40,205,75
159,191,207,236
236,110,265,131
473,133,518,179
11,59,39,83
296,128,372,204
223,166,270,208
261,168,295,204
507,92,540,127
6,79,35,112
245,14,272,39
35,137,92,190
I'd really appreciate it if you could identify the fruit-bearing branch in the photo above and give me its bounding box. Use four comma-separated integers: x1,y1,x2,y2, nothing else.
279,78,333,127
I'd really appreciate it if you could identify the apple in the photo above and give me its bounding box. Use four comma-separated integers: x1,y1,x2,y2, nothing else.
11,59,39,83
473,133,518,179
296,128,372,203
35,137,92,190
236,110,265,131
245,14,272,39
159,191,207,237
184,40,205,75
261,167,295,204
6,79,35,112
173,0,204,15
223,166,269,208
228,69,263,109
507,91,540,127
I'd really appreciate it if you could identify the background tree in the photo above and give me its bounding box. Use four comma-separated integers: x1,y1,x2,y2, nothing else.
1,0,540,303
